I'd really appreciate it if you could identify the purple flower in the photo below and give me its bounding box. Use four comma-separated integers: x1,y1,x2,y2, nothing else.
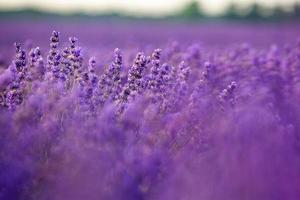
1,29,300,200
47,31,61,79
116,52,148,114
218,81,238,107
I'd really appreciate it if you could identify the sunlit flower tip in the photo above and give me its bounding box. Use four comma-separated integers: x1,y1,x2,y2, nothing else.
63,48,69,55
51,31,59,42
229,81,237,90
113,48,122,64
178,61,186,69
28,49,37,65
89,56,96,66
219,81,237,102
162,63,170,71
82,71,89,82
114,48,121,55
69,37,78,44
34,47,41,56
16,50,26,62
202,61,212,78
52,30,59,37
151,49,162,60
29,48,35,57
14,42,21,52
135,52,143,61
153,59,160,65
146,56,151,64
204,61,212,69
73,47,81,58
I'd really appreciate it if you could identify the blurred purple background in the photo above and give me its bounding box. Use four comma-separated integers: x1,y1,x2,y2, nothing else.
1,21,299,65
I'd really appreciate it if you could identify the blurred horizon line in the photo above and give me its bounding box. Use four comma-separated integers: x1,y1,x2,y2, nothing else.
0,0,300,17
0,1,300,23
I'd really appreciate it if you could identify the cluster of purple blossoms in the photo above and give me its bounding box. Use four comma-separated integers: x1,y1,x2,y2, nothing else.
1,30,300,200
47,31,61,80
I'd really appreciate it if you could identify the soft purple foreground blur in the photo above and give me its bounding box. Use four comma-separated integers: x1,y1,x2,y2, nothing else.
0,21,300,200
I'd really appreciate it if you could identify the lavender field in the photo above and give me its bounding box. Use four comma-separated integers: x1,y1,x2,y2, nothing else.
1,21,300,200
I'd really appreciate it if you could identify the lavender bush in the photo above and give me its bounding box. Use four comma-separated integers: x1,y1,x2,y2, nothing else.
1,28,300,200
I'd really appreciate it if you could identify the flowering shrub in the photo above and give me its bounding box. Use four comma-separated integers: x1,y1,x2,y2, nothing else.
1,30,300,200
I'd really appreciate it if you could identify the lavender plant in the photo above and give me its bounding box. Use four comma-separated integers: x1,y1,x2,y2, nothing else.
1,30,300,200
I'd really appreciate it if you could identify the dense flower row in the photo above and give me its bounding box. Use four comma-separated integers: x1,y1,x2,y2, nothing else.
1,31,300,200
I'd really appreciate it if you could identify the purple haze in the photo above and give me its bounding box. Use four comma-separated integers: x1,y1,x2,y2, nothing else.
0,21,300,200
